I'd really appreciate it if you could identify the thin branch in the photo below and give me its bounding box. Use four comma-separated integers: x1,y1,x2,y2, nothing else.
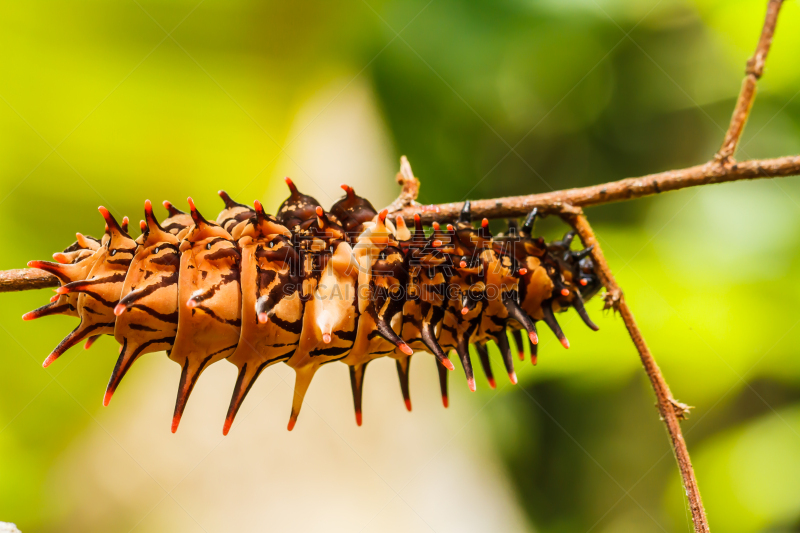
562,210,708,532
716,0,783,162
4,152,799,294
390,155,800,223
0,268,58,292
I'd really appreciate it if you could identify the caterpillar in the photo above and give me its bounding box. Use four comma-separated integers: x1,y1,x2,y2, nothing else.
20,179,601,434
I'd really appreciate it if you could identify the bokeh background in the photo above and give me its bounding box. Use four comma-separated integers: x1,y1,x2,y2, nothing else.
1,0,800,531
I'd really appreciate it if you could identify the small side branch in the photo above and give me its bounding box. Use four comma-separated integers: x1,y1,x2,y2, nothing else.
384,155,421,213
716,0,783,162
563,210,709,533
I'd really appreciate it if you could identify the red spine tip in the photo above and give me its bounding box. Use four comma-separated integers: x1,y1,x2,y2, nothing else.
114,303,126,316
42,354,57,368
49,294,59,303
518,351,525,361
488,377,497,389
315,206,324,217
171,415,182,433
322,333,332,344
508,372,518,385
432,222,440,230
467,377,476,392
459,261,467,268
186,197,196,212
56,287,68,295
399,343,413,356
257,313,269,324
580,278,588,286
531,355,538,365
22,312,34,321
355,411,363,426
432,239,443,247
404,398,412,412
560,337,570,349
103,390,113,407
518,268,528,276
461,307,469,315
378,209,388,223
187,299,198,309
529,332,539,345
162,200,172,209
443,358,455,371
442,396,449,408
481,218,489,228
560,288,570,297
222,419,233,436
287,416,297,431
414,214,421,222
284,177,297,193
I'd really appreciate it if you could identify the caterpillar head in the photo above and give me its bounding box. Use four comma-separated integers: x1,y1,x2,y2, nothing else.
576,255,602,301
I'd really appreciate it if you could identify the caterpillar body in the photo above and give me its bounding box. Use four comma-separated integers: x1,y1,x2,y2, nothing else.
22,179,601,434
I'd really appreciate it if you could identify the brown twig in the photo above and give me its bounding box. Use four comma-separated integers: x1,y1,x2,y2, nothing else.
716,0,783,162
390,154,800,223
562,210,708,532
0,268,58,292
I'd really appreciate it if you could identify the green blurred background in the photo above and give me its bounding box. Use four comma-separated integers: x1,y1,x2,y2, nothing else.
2,0,800,531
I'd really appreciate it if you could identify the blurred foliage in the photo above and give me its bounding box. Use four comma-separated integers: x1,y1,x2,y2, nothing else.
2,0,800,531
